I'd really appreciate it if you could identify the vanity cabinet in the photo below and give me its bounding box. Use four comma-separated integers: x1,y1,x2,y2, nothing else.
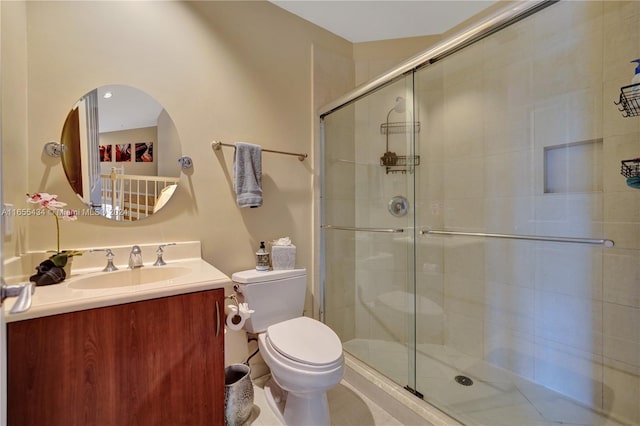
7,288,225,426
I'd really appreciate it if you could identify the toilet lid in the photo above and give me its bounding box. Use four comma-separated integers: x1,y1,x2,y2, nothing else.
267,317,342,366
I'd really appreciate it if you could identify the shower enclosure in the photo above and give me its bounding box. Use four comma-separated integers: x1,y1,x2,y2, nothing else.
321,1,640,425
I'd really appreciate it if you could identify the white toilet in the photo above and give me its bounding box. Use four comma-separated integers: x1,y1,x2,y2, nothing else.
232,268,344,426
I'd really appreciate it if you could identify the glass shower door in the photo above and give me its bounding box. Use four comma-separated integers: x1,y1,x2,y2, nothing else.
322,75,418,393
410,2,635,425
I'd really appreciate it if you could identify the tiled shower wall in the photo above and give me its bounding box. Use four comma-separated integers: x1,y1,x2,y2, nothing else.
414,1,639,422
325,1,639,424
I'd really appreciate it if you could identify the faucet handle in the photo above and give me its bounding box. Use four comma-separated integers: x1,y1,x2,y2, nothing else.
90,248,118,272
153,243,176,266
90,248,113,254
90,248,114,256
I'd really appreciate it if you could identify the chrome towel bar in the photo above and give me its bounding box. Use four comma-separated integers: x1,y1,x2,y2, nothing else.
211,141,307,161
420,229,614,248
322,225,404,233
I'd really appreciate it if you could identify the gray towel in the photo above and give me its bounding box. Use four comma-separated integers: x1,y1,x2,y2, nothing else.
233,142,263,208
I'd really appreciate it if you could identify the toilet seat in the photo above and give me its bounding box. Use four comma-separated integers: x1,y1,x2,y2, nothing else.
266,317,342,367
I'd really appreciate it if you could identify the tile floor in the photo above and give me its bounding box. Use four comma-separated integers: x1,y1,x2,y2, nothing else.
344,339,627,426
244,375,405,426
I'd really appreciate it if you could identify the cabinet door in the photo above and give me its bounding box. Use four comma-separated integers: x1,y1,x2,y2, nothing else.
7,289,225,426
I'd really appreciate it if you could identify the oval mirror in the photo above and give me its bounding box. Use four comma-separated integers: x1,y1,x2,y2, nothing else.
61,85,181,221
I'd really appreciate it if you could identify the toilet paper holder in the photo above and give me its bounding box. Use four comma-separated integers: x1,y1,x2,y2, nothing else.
226,294,239,309
225,294,254,331
226,294,243,326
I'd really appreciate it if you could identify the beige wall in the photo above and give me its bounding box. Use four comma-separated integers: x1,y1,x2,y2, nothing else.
1,1,28,259
3,1,352,307
0,3,5,424
353,34,442,85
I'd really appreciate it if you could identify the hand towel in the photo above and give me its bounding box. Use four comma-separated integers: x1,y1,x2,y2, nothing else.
233,142,263,208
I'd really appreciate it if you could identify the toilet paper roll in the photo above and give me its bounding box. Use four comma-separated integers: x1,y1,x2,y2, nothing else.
225,311,248,331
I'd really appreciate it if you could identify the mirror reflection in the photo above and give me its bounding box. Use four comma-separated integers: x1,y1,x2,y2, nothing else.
61,85,181,221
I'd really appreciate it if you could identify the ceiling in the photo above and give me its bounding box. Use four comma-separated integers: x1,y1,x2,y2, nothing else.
97,85,163,133
269,1,499,43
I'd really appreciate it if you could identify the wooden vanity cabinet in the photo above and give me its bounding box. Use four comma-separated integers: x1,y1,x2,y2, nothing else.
7,288,225,426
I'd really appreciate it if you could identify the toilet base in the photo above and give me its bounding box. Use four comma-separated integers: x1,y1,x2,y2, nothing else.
263,378,287,425
263,377,331,426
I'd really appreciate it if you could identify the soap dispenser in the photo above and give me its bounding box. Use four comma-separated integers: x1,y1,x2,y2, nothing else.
255,241,270,271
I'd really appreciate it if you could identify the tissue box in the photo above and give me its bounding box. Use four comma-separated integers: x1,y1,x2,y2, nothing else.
271,244,296,270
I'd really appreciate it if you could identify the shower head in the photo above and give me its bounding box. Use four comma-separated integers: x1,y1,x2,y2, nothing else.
386,96,406,124
393,96,406,113
384,96,407,154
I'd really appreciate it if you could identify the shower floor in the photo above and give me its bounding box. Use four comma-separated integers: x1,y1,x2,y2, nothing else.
343,339,626,426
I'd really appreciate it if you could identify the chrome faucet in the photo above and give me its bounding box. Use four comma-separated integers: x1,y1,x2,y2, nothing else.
153,243,176,266
128,245,143,269
90,248,118,272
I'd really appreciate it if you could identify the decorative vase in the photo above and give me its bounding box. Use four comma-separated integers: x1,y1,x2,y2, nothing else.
224,363,254,425
63,256,73,278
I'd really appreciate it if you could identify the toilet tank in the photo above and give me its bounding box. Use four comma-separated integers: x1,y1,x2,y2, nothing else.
232,268,306,333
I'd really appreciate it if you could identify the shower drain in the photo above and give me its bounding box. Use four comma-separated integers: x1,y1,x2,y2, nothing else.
454,375,474,386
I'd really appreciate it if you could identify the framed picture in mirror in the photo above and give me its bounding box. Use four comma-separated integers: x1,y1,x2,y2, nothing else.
135,142,153,162
99,145,112,162
115,144,131,162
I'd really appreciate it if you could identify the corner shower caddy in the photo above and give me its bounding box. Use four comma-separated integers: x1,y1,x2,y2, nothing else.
379,121,421,174
620,158,640,178
614,83,640,117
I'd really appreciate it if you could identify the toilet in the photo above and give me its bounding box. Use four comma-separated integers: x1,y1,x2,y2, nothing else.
232,268,344,426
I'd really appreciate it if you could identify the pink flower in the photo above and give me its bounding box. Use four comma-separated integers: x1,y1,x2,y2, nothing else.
27,192,67,211
60,209,78,222
27,192,50,204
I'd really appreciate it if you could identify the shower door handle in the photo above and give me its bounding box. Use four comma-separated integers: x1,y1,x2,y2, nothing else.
421,229,614,247
322,225,404,233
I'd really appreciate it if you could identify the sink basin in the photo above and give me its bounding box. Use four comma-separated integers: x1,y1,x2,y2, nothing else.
69,266,192,290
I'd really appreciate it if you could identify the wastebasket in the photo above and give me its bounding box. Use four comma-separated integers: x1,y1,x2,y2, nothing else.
224,363,254,425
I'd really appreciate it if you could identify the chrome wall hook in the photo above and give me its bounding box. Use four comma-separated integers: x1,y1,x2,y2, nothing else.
43,142,65,158
178,156,193,169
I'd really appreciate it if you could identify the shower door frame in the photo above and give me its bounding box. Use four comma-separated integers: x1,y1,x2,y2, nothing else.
321,72,421,395
319,0,554,326
318,0,555,401
318,1,554,119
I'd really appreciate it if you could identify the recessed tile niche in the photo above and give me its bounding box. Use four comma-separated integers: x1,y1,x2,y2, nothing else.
544,139,603,193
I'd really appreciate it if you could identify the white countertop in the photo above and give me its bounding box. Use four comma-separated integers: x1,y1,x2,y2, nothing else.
4,244,233,322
